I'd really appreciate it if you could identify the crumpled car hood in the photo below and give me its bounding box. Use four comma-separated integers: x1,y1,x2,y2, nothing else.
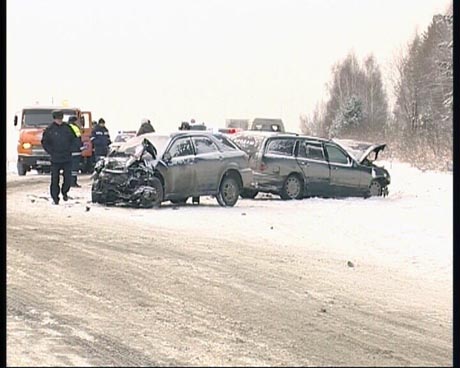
101,156,134,173
333,139,386,164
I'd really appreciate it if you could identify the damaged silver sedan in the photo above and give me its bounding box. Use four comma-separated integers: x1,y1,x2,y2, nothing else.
91,132,253,208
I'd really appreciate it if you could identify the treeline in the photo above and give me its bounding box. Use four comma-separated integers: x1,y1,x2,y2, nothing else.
300,3,453,170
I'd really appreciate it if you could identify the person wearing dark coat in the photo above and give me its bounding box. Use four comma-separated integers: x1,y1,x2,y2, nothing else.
90,118,112,162
68,115,84,187
137,118,155,136
41,109,75,204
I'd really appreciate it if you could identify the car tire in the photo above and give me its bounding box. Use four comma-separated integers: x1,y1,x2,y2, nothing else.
17,162,27,176
240,189,258,199
280,174,303,200
369,180,382,197
149,177,164,207
91,181,104,203
91,190,102,203
216,175,240,207
170,197,188,204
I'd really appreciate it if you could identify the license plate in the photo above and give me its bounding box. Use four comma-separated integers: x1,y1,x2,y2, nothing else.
36,160,51,165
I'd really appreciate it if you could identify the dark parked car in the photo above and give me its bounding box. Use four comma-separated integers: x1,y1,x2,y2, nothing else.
91,131,253,207
230,131,390,199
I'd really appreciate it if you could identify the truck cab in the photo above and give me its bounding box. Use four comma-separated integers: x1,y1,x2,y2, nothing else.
14,106,94,175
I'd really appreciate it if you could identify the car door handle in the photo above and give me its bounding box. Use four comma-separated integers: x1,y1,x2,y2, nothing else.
301,162,310,167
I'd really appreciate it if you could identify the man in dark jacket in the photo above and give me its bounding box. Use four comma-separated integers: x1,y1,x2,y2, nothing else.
41,109,75,204
68,115,84,188
137,118,155,136
91,118,112,162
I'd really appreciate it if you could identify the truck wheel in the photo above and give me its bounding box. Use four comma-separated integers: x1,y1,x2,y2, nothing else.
17,162,27,176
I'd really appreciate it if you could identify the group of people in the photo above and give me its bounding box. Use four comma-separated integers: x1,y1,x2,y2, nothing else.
41,110,112,205
41,112,159,205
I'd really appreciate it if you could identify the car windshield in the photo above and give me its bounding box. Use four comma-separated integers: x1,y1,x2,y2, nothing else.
117,133,170,157
23,108,78,127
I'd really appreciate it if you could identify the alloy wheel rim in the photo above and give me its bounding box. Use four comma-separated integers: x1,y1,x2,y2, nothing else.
223,182,237,203
286,177,300,198
370,182,381,196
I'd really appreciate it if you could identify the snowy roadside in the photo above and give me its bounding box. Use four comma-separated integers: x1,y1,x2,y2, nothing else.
6,160,453,287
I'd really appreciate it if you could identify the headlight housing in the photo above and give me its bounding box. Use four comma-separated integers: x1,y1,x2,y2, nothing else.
371,168,376,178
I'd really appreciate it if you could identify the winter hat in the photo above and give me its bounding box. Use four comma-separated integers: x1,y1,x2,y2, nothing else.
52,110,64,119
68,115,78,123
98,118,105,124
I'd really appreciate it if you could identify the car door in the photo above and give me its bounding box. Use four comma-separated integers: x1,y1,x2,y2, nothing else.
295,139,331,195
324,143,362,196
163,137,197,196
191,135,222,193
262,137,298,189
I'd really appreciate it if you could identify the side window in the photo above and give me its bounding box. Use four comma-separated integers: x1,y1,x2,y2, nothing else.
298,142,325,161
192,137,219,154
325,145,350,165
213,135,238,151
168,137,194,158
266,138,295,157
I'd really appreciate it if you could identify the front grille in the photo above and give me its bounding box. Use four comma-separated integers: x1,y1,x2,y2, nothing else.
101,172,128,186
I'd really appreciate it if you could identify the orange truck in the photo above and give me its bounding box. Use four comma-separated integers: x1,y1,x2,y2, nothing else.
14,105,94,175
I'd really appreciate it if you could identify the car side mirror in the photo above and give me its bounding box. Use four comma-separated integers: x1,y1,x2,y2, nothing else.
163,152,172,162
14,115,18,126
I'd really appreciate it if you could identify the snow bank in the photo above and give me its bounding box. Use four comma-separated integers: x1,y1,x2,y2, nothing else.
7,160,452,285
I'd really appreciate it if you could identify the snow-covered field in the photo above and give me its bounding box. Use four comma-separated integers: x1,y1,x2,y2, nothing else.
6,159,452,285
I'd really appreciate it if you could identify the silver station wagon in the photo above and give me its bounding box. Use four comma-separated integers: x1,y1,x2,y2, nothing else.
231,131,390,199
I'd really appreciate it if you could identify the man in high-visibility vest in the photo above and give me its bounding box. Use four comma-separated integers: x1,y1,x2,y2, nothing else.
68,116,84,188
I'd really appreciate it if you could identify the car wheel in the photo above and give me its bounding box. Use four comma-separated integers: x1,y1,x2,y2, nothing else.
280,174,303,200
91,181,104,203
17,162,27,176
217,176,240,207
91,190,102,203
240,189,258,199
170,197,188,204
369,180,382,197
149,177,164,207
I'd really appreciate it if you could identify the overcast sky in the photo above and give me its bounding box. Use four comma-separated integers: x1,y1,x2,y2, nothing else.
6,0,451,145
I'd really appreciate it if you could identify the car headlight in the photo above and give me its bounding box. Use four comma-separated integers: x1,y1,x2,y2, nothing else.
22,142,32,149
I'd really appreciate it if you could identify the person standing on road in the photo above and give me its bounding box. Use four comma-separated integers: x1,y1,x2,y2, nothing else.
68,115,84,188
41,109,75,205
137,118,155,136
91,118,112,163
